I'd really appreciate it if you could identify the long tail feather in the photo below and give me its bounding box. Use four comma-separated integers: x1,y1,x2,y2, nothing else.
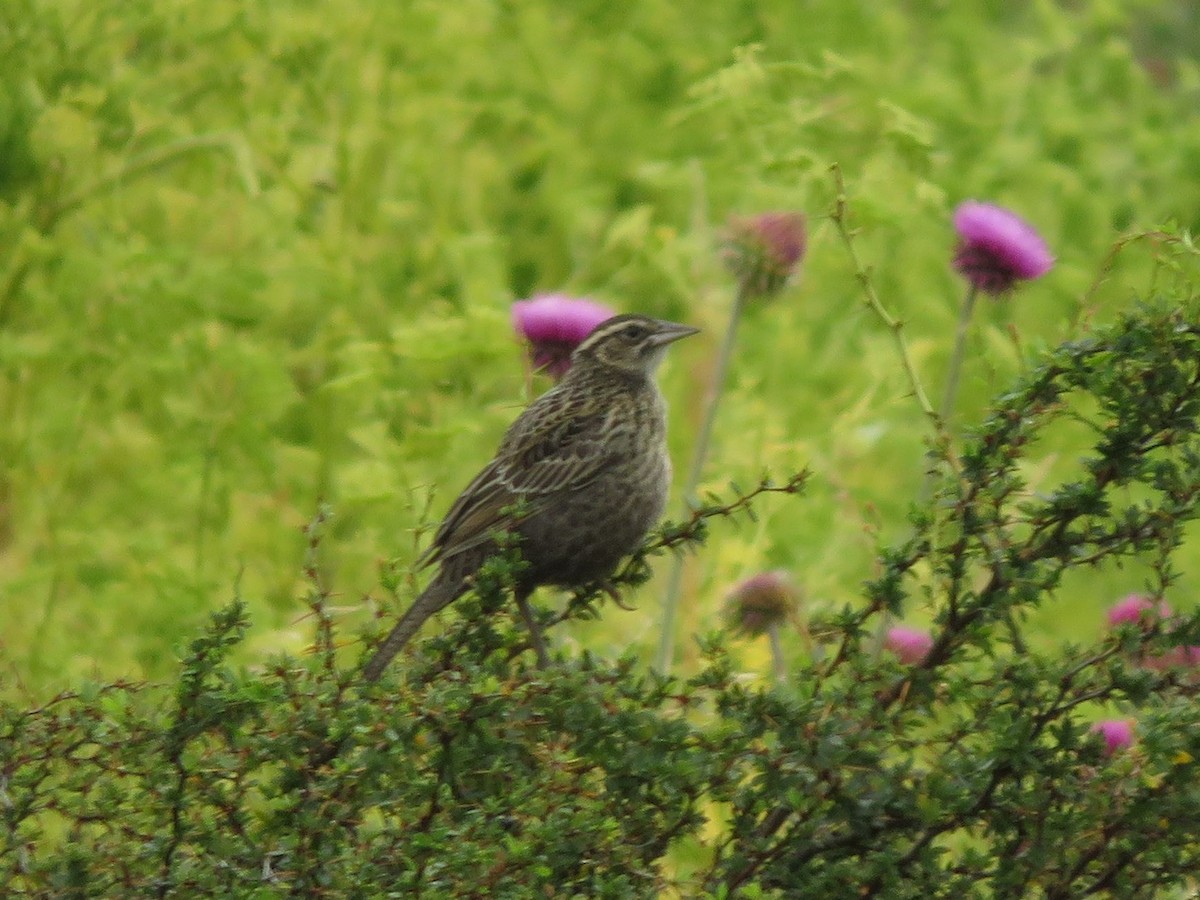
361,579,457,682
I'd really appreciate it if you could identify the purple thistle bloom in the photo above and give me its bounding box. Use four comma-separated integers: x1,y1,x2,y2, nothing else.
884,626,933,665
1090,719,1135,756
1103,593,1200,670
1106,593,1172,628
511,294,615,379
952,201,1054,295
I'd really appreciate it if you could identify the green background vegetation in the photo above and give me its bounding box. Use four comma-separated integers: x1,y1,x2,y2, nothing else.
3,0,1200,693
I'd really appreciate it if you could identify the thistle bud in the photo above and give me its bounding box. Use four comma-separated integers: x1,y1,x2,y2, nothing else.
1090,719,1135,757
721,212,807,300
724,571,798,637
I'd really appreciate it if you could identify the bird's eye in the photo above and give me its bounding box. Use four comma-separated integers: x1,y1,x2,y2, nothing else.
623,324,647,341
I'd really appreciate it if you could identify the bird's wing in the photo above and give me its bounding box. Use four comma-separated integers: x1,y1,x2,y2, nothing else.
418,389,620,569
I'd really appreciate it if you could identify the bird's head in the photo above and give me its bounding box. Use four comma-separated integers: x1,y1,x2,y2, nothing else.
570,314,699,377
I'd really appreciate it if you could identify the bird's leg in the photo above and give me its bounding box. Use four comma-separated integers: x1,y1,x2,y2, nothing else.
514,587,550,668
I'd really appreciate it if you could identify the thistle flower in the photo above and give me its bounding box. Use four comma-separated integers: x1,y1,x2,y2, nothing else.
1090,719,1135,756
721,212,807,300
512,294,614,379
1106,594,1172,629
951,201,1054,296
884,626,933,665
1105,595,1200,670
724,571,797,637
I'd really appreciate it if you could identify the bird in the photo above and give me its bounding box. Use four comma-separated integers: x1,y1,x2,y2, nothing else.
360,313,699,682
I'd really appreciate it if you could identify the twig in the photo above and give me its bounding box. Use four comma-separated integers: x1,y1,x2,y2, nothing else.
830,165,941,435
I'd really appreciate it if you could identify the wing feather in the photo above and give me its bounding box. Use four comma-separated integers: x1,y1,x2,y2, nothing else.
419,389,619,569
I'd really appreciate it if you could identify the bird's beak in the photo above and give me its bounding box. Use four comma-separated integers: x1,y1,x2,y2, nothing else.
649,320,701,346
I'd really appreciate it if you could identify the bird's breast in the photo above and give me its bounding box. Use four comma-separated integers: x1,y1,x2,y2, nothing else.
516,385,672,587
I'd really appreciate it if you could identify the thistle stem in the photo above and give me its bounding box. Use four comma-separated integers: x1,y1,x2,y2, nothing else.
656,281,751,674
939,284,979,422
829,165,941,435
767,623,786,685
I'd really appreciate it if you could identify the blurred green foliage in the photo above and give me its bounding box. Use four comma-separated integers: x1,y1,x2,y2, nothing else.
6,296,1200,893
3,0,1200,693
5,1,1200,892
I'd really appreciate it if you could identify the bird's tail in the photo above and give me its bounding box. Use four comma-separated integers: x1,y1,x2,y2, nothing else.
360,578,457,683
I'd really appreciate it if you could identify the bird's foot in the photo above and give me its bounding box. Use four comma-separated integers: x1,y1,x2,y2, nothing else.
600,580,637,611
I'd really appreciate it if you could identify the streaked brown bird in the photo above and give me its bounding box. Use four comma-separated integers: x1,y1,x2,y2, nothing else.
361,313,698,682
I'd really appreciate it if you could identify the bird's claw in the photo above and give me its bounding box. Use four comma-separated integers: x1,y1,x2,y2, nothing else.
601,581,637,611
